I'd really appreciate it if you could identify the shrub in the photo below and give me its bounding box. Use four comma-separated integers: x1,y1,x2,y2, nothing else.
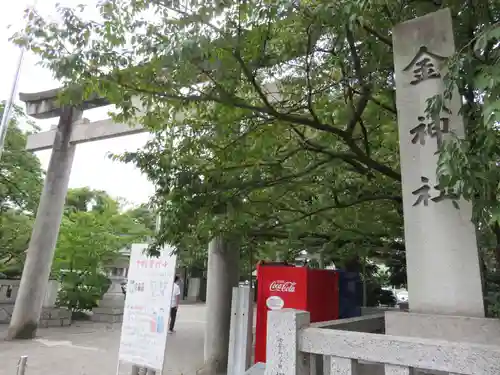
56,271,110,312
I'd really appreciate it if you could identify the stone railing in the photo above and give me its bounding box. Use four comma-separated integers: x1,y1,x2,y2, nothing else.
305,314,385,375
0,280,21,303
0,279,59,306
312,313,385,333
246,311,385,374
265,309,500,375
0,279,69,326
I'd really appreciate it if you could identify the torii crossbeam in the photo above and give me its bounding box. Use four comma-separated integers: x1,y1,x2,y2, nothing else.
26,118,145,152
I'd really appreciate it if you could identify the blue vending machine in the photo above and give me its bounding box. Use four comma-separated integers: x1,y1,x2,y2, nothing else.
337,270,362,318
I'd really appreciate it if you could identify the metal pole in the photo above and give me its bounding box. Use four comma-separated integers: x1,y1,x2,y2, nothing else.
0,48,25,161
0,0,38,162
16,356,28,375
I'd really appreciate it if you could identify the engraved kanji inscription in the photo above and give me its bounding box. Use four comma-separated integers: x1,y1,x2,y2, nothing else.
403,46,447,85
410,106,451,148
412,176,457,207
428,117,450,148
412,176,432,206
410,117,428,145
431,187,447,204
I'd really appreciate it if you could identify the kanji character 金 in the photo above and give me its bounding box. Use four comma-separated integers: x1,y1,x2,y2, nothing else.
402,46,446,86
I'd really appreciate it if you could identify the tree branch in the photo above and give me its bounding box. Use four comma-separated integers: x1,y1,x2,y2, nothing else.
116,78,401,181
345,24,371,135
304,23,321,125
290,124,370,175
358,21,393,46
264,194,401,230
352,88,396,114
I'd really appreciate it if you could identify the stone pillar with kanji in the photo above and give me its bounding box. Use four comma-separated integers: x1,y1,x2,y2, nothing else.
392,8,484,319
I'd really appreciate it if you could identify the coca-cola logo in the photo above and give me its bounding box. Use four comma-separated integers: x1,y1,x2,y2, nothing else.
269,281,296,293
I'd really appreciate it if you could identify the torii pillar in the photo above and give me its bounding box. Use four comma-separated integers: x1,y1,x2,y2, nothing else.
7,105,80,338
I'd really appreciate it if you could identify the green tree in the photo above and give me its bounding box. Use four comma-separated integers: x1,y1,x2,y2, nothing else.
0,103,44,276
126,203,157,232
11,0,406,272
17,0,495,286
65,187,122,214
0,103,43,212
0,210,33,277
53,188,151,311
433,13,500,263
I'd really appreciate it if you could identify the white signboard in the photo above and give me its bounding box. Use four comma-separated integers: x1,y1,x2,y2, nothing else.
118,243,178,371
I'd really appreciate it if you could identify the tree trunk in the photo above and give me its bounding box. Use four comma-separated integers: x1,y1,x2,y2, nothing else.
200,237,240,375
492,223,500,270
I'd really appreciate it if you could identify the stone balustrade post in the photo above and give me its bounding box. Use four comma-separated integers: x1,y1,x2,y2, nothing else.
227,286,254,375
265,309,310,375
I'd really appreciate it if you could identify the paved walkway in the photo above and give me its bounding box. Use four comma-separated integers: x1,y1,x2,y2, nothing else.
0,304,207,375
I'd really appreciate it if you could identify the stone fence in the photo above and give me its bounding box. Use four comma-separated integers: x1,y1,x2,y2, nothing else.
306,314,386,375
0,279,70,326
0,280,21,304
0,279,59,306
311,313,385,333
265,309,500,375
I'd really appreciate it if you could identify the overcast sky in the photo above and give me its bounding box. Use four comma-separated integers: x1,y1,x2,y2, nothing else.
0,0,155,206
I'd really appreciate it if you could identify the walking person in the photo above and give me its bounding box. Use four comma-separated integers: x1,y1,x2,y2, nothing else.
168,275,181,333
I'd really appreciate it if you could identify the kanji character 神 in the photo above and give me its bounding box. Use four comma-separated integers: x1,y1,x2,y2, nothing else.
409,107,451,148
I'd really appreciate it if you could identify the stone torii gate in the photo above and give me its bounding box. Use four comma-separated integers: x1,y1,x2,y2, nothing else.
6,89,147,340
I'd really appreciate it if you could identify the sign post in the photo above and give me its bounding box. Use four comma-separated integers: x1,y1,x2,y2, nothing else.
117,243,178,374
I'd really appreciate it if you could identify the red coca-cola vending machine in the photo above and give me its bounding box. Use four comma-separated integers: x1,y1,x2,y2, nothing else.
254,263,339,363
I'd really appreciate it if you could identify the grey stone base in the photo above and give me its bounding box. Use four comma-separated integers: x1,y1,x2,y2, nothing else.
0,304,71,327
0,303,13,324
39,307,72,328
244,362,265,375
385,311,500,346
91,306,124,323
384,312,500,375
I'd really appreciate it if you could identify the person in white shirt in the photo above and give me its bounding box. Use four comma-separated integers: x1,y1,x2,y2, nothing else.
169,275,181,333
